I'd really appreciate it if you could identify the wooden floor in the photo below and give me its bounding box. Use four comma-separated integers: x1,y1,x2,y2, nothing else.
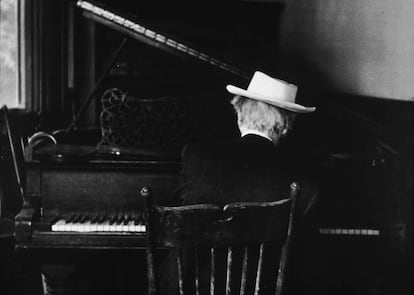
1,238,148,295
1,235,412,295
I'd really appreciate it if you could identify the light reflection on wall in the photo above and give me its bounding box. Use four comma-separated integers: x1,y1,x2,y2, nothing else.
278,0,414,101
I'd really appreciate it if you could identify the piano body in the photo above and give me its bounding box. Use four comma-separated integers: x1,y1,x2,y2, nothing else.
16,154,181,249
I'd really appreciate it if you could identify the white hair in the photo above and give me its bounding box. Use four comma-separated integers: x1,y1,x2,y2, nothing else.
231,95,296,145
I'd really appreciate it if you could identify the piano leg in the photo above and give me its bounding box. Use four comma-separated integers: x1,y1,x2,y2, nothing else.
41,264,76,295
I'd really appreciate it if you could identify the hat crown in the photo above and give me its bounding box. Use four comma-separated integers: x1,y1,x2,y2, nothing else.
247,71,297,103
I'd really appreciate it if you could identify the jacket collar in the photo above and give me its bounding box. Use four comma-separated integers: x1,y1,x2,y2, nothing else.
241,129,272,142
241,133,274,147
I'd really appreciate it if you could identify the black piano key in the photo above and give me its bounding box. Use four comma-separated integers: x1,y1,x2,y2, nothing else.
116,216,124,225
66,214,75,223
130,212,137,224
98,215,107,224
50,216,60,225
73,214,82,223
80,215,89,223
123,215,129,225
134,213,142,225
109,215,118,225
91,215,100,223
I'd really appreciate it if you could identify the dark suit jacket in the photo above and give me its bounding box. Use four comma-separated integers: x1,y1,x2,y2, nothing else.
177,134,298,206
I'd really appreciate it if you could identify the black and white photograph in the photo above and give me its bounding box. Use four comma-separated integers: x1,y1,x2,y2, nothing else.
0,0,412,294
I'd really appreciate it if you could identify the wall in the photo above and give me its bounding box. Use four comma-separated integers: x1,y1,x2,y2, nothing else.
277,0,414,101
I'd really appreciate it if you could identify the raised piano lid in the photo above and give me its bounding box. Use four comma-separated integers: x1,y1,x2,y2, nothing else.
75,0,252,79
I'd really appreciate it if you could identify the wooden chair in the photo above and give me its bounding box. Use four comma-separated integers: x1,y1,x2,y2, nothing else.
142,182,300,295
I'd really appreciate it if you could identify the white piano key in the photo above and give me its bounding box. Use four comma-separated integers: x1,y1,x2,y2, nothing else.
138,224,146,232
72,223,81,232
81,221,92,232
60,220,68,232
77,224,86,232
127,221,136,232
121,223,130,232
51,219,65,231
103,221,111,232
89,223,98,232
71,223,80,232
63,222,73,232
79,222,87,232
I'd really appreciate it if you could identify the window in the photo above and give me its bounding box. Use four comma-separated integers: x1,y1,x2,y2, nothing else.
0,0,23,108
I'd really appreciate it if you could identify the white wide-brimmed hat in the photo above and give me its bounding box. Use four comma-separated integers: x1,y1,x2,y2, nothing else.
226,71,316,113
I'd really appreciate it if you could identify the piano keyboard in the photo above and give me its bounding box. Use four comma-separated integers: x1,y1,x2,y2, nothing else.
51,214,146,233
319,228,380,236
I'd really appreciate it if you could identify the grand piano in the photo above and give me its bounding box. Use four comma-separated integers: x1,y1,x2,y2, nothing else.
13,0,412,261
14,0,264,250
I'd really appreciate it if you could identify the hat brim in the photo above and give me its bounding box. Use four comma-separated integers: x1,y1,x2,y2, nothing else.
226,85,316,113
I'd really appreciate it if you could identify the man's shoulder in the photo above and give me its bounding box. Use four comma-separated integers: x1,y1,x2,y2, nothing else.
182,138,240,156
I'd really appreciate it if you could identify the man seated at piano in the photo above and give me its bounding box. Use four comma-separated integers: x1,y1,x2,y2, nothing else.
177,71,316,206
159,71,323,295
